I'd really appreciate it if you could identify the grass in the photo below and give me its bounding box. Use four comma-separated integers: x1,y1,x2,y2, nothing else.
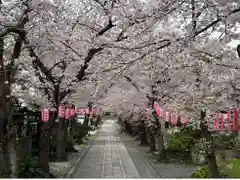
219,159,240,178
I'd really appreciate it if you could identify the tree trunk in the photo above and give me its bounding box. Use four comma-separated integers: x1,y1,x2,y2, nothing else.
83,115,89,126
206,152,219,178
200,110,219,178
1,143,10,177
203,131,219,178
205,132,219,178
0,75,16,177
96,115,101,127
138,124,148,145
67,118,77,152
56,118,67,161
8,138,17,178
39,111,57,172
156,128,166,158
39,122,52,172
39,142,50,172
148,127,156,152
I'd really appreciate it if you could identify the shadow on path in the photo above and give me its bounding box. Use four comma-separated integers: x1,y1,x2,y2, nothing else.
114,121,196,178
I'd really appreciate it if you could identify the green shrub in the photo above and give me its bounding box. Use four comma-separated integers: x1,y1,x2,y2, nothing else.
166,127,200,160
214,133,235,150
191,165,212,178
66,134,77,152
18,156,54,178
73,124,89,144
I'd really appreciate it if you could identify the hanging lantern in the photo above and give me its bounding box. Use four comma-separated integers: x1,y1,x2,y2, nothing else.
233,109,239,131
153,103,161,117
85,108,89,114
65,108,71,120
41,109,50,122
70,109,76,117
58,106,65,118
165,111,170,122
170,112,178,125
213,112,221,131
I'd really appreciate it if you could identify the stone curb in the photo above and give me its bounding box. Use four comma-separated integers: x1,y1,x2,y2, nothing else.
62,126,102,178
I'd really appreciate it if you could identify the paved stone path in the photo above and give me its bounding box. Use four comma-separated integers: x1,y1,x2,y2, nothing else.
70,119,195,178
70,120,143,178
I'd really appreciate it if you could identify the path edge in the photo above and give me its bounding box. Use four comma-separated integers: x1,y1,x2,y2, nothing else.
62,126,102,178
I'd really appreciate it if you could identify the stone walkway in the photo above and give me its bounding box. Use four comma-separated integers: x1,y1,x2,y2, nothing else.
69,119,195,178
70,120,141,178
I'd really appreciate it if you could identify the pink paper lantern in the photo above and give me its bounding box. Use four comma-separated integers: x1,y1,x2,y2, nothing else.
213,112,221,130
65,108,71,120
165,111,170,122
170,112,178,125
70,109,75,116
41,109,49,122
58,106,65,118
234,109,239,130
85,108,89,114
153,103,161,117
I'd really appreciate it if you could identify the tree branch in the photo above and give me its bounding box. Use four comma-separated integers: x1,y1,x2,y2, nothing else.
195,7,240,36
60,40,82,58
24,39,56,83
76,47,103,81
123,76,140,92
47,61,66,74
237,44,240,58
97,19,115,37
0,2,30,38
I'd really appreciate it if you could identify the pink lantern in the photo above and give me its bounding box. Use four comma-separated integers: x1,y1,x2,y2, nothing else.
234,109,239,130
227,111,232,130
41,109,50,122
65,108,71,120
58,106,65,118
165,111,170,122
70,109,75,117
153,103,161,117
85,108,89,114
170,112,178,125
213,112,221,130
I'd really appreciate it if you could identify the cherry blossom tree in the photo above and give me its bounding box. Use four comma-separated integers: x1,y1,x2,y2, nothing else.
0,0,239,177
0,0,34,176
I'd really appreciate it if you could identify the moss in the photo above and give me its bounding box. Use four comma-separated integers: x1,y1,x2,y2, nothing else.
191,159,240,178
191,166,212,178
220,159,240,178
